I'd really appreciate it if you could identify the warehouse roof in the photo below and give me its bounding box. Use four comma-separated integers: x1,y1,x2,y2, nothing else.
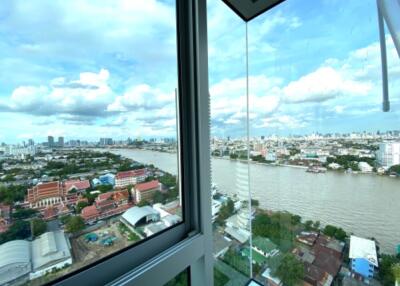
0,240,31,285
31,231,72,271
0,240,31,269
121,206,160,227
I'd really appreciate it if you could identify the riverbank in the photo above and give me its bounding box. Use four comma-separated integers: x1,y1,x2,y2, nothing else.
105,148,400,254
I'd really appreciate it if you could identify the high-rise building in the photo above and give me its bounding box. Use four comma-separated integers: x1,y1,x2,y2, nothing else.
58,137,64,147
28,139,34,146
48,136,54,148
376,142,400,168
99,138,113,145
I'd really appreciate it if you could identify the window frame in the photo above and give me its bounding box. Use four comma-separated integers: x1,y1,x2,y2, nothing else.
51,0,212,285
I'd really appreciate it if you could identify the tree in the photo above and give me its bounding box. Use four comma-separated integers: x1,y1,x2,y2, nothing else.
215,198,235,226
137,200,150,207
12,208,38,220
96,184,113,193
153,191,165,204
379,255,400,286
0,220,31,244
304,220,314,231
76,201,89,214
393,264,400,285
323,225,347,241
274,254,304,286
313,220,321,230
65,216,85,234
32,218,47,237
251,199,259,207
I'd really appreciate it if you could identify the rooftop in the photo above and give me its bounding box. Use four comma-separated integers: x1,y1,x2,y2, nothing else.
135,180,160,192
349,236,378,267
116,169,145,180
252,236,277,253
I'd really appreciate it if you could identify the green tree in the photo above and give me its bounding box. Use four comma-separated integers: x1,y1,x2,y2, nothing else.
215,198,235,226
313,220,321,230
274,254,304,286
304,220,314,231
393,264,400,285
153,191,165,204
65,216,85,234
323,225,347,241
137,200,150,207
0,220,31,243
76,201,89,214
12,208,38,220
32,218,47,237
251,199,259,207
379,255,400,286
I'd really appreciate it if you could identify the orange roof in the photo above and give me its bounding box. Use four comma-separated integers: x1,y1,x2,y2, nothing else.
64,180,91,191
135,180,159,192
116,169,145,179
114,190,129,201
97,192,113,201
81,205,99,218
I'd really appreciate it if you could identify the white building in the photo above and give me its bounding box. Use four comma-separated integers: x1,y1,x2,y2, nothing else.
358,162,373,173
30,231,72,279
115,169,146,188
0,231,72,284
376,142,400,168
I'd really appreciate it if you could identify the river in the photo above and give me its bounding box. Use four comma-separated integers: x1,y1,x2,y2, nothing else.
108,148,400,254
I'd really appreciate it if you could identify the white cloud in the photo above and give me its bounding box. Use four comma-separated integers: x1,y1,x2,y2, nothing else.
1,69,114,117
283,67,372,103
107,84,173,112
256,114,307,129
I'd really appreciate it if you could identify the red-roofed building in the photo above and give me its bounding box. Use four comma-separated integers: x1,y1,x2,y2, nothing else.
64,179,91,192
27,181,66,208
81,205,100,222
42,204,70,220
113,190,129,205
97,192,113,201
115,169,146,188
134,180,161,203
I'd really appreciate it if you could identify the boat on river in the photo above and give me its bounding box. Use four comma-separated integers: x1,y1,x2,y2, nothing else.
306,166,327,173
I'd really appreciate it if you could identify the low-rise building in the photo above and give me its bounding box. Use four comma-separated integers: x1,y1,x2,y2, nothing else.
99,173,115,186
120,206,160,230
349,236,378,280
252,236,279,258
134,180,161,203
0,231,72,284
115,169,146,188
30,231,72,279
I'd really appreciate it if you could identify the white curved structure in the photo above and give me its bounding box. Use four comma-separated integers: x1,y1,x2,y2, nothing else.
0,240,31,285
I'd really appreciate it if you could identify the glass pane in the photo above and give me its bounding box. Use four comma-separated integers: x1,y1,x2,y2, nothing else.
164,269,188,286
210,0,400,285
208,1,253,285
0,1,181,285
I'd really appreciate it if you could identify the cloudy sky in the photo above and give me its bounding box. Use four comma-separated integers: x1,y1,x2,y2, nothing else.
0,0,399,144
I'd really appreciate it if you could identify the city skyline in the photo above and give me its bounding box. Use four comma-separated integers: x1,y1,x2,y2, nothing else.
0,0,399,143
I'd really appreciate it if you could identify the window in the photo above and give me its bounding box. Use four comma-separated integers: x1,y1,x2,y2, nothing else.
0,1,213,286
209,0,400,285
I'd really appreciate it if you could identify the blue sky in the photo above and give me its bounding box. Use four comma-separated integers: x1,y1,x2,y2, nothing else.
0,0,399,143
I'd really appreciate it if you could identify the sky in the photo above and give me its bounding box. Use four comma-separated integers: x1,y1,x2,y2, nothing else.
0,0,399,144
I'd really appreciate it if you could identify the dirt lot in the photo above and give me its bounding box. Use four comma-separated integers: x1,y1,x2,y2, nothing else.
71,220,133,266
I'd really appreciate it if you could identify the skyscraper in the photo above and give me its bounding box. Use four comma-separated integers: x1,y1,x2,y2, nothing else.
48,136,54,148
58,137,64,147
